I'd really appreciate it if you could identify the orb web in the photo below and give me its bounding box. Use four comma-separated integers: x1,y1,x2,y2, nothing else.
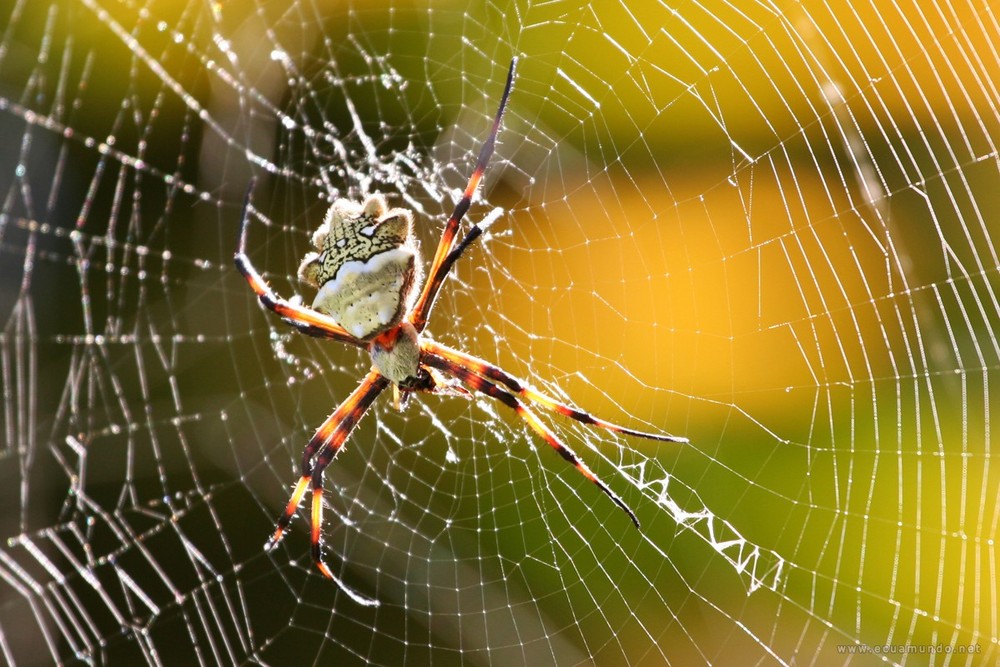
0,0,995,664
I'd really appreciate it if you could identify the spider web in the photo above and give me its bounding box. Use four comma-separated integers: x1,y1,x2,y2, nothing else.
0,0,996,664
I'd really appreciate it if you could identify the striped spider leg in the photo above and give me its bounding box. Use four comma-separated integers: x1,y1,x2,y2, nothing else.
406,58,517,333
235,179,367,349
421,342,687,529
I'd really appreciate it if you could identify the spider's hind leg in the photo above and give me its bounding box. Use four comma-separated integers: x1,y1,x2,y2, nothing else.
233,178,366,347
409,57,517,332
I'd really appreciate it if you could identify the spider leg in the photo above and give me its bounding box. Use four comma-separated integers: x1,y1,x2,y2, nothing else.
265,370,389,582
234,178,365,347
423,341,688,443
409,58,517,332
423,354,640,528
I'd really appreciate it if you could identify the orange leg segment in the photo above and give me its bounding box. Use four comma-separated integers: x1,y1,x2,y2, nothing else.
423,353,641,528
263,370,389,579
422,340,687,444
409,58,517,332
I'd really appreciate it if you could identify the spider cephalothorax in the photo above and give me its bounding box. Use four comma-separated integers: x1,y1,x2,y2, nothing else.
235,58,687,590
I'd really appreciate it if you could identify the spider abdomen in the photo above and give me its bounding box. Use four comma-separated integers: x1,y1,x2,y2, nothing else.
298,194,422,340
310,248,416,339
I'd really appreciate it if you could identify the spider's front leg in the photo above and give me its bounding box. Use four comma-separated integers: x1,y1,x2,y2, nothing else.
423,353,641,528
265,370,389,582
422,340,687,443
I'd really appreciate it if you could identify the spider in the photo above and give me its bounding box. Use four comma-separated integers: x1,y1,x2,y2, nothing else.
234,57,687,582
